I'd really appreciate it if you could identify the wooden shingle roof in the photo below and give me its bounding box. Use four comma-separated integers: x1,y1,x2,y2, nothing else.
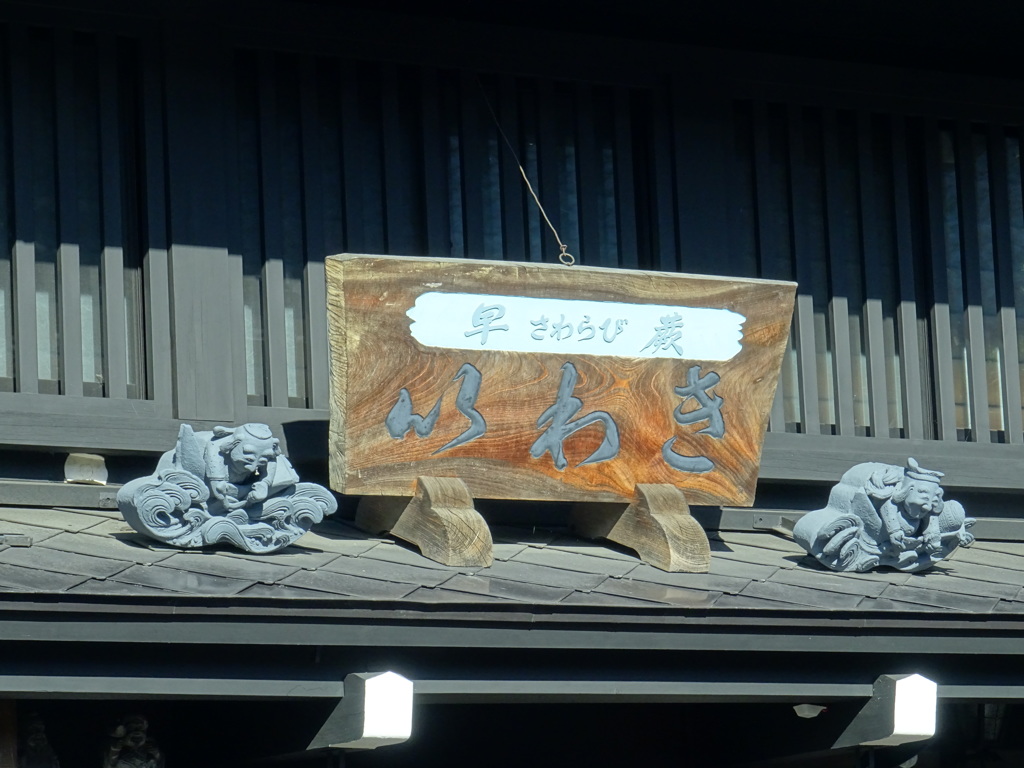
1,504,1022,614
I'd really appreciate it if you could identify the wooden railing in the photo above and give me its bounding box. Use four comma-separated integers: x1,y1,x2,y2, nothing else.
1,9,1024,487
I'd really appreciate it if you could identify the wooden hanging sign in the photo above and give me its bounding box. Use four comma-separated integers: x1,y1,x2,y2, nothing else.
326,254,795,506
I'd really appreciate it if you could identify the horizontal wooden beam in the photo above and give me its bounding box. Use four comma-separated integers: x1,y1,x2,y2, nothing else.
761,432,1024,491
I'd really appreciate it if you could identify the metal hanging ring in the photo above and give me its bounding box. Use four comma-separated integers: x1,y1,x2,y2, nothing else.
558,246,575,267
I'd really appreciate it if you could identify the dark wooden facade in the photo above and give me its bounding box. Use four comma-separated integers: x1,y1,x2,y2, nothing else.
1,0,1024,489
1,1,1024,767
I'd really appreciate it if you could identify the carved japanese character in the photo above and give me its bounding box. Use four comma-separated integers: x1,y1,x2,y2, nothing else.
549,314,574,341
531,362,620,470
662,365,724,474
600,317,628,343
577,315,596,341
641,313,684,355
464,303,509,346
435,363,486,454
385,363,486,454
530,315,549,340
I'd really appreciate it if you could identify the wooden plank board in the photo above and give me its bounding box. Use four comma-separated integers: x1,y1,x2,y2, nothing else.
327,254,794,504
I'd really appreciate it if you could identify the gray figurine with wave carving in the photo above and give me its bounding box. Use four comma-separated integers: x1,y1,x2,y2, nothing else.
793,458,975,572
118,423,337,553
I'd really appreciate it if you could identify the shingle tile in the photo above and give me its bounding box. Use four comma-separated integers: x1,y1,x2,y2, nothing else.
712,594,798,609
479,560,609,591
715,531,807,555
79,518,137,537
67,579,182,597
0,545,131,579
37,532,176,565
220,547,341,569
0,563,89,592
767,568,889,598
595,578,720,607
738,581,867,609
320,555,454,588
280,569,419,599
491,543,529,562
358,542,474,572
53,506,123,520
559,591,660,608
993,599,1024,613
904,572,1021,601
626,566,751,595
0,521,60,543
947,545,1024,573
546,538,644,563
236,582,341,600
489,526,558,546
110,565,255,596
440,574,575,603
0,507,106,532
403,586,510,604
291,531,383,556
156,552,301,583
876,584,999,613
509,546,639,577
707,557,780,581
858,598,950,612
933,560,1024,587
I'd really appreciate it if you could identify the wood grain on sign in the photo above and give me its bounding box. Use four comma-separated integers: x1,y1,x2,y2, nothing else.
327,254,795,506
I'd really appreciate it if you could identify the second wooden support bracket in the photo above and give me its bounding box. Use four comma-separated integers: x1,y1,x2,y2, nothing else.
572,483,710,572
355,476,493,567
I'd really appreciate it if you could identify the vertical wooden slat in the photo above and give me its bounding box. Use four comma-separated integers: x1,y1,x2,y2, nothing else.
139,31,172,413
751,101,790,432
54,28,83,397
497,75,526,262
0,26,14,386
536,79,565,264
420,68,450,258
300,56,330,410
8,25,38,394
225,49,253,415
163,23,236,422
97,34,128,399
381,64,415,256
459,72,486,259
987,124,1024,443
671,75,734,275
856,111,891,436
258,52,290,408
923,118,959,440
574,82,602,266
0,701,15,768
786,104,821,435
340,60,367,252
954,120,992,441
649,88,677,272
889,115,927,440
821,108,857,436
613,87,638,270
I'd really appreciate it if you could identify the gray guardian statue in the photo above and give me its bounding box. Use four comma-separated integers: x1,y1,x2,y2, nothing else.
118,423,337,554
793,457,975,572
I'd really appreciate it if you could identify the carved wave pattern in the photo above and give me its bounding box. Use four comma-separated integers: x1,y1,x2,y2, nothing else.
117,471,335,554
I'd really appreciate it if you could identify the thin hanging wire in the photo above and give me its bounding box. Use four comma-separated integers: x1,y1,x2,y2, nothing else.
477,78,575,266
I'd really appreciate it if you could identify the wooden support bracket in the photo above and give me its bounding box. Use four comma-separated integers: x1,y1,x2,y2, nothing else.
355,476,493,567
572,484,710,572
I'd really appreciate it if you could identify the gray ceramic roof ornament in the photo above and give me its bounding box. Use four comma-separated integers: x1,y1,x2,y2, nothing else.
793,457,975,572
118,423,337,554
